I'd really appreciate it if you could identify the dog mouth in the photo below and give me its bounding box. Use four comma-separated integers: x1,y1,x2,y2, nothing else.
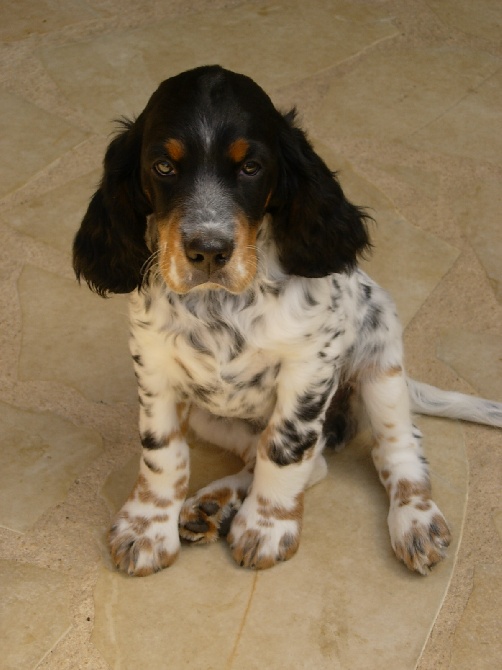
180,266,237,293
152,213,260,295
164,256,256,295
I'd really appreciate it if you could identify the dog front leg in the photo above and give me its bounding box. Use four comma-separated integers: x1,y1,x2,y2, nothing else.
227,368,335,569
108,396,190,576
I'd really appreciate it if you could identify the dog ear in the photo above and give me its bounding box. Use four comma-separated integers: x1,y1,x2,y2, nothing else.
73,118,151,296
271,110,371,277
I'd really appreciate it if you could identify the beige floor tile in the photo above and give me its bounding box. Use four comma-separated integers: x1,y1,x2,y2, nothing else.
350,155,443,234
449,171,502,302
18,265,136,404
493,509,502,542
0,0,101,42
437,330,502,399
311,44,499,144
314,143,460,326
5,170,100,255
92,552,256,669
425,0,502,42
0,93,88,198
0,402,102,532
406,69,502,167
448,564,502,670
0,560,71,670
39,0,397,134
92,417,467,669
101,454,138,513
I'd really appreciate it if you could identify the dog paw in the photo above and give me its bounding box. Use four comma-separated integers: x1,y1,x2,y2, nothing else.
388,500,451,574
179,487,242,544
227,494,303,569
109,502,180,576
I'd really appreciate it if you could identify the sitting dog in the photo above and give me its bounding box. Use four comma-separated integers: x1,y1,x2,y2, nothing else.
73,65,502,576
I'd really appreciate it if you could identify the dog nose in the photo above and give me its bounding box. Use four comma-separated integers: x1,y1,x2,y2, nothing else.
184,236,234,272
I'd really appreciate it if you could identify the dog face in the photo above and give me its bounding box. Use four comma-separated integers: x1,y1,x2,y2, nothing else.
73,65,370,296
139,70,281,293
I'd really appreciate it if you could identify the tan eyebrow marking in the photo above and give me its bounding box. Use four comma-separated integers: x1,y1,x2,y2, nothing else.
228,138,250,163
164,138,185,161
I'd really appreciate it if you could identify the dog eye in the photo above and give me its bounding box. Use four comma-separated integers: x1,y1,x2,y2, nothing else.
153,160,176,177
240,161,261,177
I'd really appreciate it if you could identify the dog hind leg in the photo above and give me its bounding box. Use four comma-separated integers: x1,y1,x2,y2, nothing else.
361,366,451,573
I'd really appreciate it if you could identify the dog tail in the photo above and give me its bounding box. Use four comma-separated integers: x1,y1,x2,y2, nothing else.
407,378,502,428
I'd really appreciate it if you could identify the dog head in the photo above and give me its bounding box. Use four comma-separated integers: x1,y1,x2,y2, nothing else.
73,65,370,296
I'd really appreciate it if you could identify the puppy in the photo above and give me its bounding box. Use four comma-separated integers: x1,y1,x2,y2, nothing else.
74,65,502,576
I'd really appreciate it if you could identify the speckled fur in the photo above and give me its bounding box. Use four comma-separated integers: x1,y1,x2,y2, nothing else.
73,66,501,577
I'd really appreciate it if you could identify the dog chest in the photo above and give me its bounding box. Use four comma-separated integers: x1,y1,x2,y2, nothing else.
129,277,353,419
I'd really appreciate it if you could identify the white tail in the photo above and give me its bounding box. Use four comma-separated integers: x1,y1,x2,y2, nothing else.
408,379,502,428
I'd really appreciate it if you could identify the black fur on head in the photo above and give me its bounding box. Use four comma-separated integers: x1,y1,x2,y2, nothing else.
270,109,371,277
73,66,371,296
73,117,152,296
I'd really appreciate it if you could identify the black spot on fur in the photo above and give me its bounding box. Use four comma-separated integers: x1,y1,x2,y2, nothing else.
296,386,332,423
302,286,319,307
228,327,246,358
363,305,382,331
249,369,267,387
268,428,318,465
323,383,358,449
141,431,161,450
188,330,212,356
268,418,319,465
137,381,154,398
191,384,218,404
143,456,162,473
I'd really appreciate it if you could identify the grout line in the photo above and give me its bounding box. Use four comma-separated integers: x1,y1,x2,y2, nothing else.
225,571,259,670
34,625,73,670
406,64,502,140
414,452,470,670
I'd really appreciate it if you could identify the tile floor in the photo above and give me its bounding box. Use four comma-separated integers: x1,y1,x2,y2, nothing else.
0,1,501,668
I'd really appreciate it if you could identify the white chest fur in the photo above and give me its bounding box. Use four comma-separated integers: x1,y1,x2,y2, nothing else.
128,274,356,420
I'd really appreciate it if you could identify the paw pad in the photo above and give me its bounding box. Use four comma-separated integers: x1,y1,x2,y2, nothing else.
179,490,242,544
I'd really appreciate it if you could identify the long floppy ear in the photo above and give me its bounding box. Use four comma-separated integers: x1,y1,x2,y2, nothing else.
73,118,151,296
271,110,371,277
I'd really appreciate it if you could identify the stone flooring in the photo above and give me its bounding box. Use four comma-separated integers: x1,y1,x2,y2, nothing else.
1,1,501,669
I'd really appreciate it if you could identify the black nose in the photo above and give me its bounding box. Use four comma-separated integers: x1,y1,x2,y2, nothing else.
184,236,234,273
